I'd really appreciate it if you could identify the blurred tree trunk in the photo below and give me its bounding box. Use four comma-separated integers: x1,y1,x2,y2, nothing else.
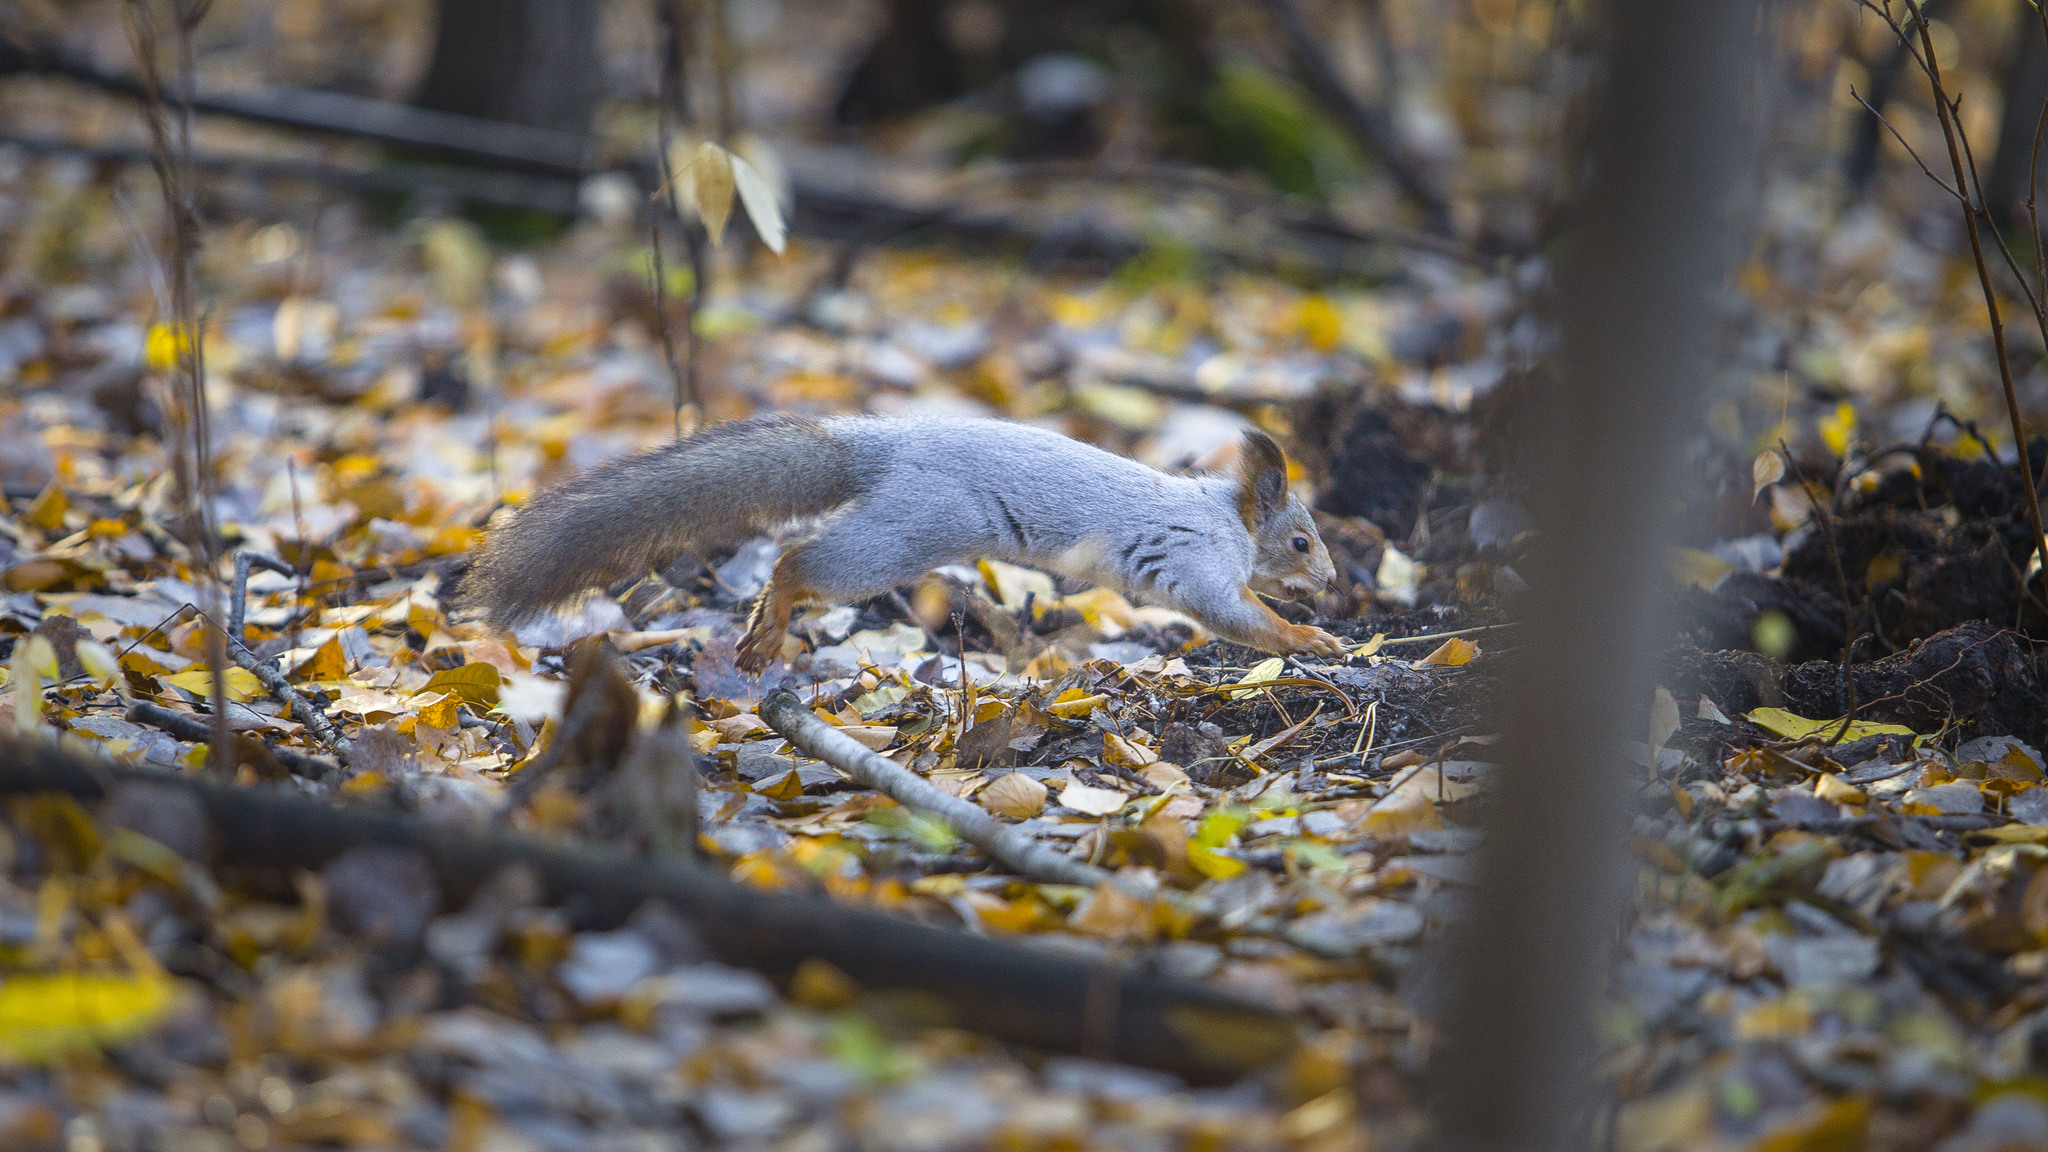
1987,11,2048,227
414,0,603,149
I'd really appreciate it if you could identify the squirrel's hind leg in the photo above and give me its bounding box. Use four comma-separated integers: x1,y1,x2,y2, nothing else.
737,549,810,673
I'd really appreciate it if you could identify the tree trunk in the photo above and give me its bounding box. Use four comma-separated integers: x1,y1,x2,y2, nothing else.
414,0,603,151
1987,11,2048,227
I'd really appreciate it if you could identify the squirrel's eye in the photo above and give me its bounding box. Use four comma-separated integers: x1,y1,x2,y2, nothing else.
1291,536,1311,554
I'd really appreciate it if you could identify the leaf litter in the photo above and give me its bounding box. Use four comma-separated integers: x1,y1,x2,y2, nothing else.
9,3,2048,1150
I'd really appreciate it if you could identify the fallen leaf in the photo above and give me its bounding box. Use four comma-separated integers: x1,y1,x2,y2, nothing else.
161,667,263,703
0,973,180,1064
1059,781,1128,816
1752,449,1786,502
980,772,1048,819
1229,657,1285,699
293,636,348,682
1746,707,1917,744
1416,638,1477,667
424,662,500,708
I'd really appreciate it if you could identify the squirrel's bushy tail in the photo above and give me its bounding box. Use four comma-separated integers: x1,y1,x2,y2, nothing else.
458,415,860,626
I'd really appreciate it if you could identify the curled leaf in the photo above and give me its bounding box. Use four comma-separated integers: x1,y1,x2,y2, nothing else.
75,640,119,687
730,153,787,255
19,635,58,682
691,142,736,246
1751,449,1785,503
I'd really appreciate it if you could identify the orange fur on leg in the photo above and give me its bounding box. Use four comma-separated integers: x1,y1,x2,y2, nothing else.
1233,586,1348,660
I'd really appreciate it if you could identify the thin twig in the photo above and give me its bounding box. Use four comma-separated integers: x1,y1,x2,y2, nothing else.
1780,443,1860,741
229,550,250,642
1865,0,2048,595
194,613,352,761
761,690,1110,888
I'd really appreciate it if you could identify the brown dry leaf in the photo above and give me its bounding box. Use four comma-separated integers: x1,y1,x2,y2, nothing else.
838,725,897,751
980,772,1047,819
1067,882,1153,941
1140,761,1190,791
1103,731,1158,768
1239,719,1307,767
690,141,736,245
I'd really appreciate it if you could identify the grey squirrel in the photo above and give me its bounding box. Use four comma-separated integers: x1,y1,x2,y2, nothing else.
458,414,1344,671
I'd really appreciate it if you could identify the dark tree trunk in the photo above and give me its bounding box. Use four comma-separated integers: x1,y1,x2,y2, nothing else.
414,0,603,149
1987,11,2048,227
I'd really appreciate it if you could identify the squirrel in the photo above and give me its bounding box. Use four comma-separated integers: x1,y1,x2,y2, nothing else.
458,414,1345,672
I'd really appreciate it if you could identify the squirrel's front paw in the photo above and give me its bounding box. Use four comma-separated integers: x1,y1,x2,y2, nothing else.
1283,625,1349,662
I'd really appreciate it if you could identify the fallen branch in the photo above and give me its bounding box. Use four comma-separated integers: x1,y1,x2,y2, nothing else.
124,699,339,781
0,736,1294,1082
760,690,1110,888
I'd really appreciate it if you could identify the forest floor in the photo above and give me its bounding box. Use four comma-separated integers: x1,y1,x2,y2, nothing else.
9,14,2048,1152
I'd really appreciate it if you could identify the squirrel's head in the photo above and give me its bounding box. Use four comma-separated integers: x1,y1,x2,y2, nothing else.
1234,429,1336,601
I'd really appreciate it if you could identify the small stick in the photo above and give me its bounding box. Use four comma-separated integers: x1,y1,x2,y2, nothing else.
761,690,1111,889
229,550,251,642
210,622,351,761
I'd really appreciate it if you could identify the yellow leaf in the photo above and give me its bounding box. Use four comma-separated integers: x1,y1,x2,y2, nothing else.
1818,401,1857,458
144,322,191,371
1102,731,1158,769
413,691,459,730
1745,707,1917,745
424,662,501,708
1668,547,1733,591
1188,843,1246,880
1416,638,1478,667
1813,773,1865,804
1230,657,1286,699
979,559,1056,610
1293,294,1343,351
1751,1096,1867,1152
19,635,59,681
1047,691,1109,718
1059,781,1128,816
0,972,179,1064
293,636,348,682
75,641,118,685
25,483,67,531
980,771,1048,819
1350,633,1387,657
161,667,263,703
1734,994,1811,1039
1057,586,1141,634
1977,825,2048,845
757,768,805,800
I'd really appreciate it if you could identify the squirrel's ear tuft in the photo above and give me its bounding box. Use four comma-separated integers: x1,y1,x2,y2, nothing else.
1236,429,1289,527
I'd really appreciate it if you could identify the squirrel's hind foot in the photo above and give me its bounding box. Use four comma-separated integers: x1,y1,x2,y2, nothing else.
736,549,805,674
